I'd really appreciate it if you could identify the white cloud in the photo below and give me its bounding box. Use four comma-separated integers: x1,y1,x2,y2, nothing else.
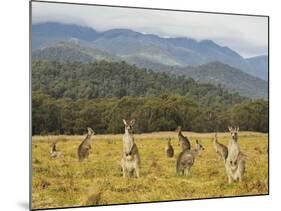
32,1,268,58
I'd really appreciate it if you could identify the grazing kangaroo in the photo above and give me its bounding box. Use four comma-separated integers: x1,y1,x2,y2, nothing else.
77,128,95,161
165,137,174,158
120,119,141,178
50,142,62,159
176,140,204,176
176,126,191,151
213,133,228,162
225,126,246,183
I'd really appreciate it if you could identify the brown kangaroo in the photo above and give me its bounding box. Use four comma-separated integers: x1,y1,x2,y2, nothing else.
176,126,191,151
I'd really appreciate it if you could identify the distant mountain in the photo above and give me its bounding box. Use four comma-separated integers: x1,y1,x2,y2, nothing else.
31,22,268,99
181,62,268,99
91,28,250,69
246,55,268,80
32,22,268,81
32,22,99,48
32,41,120,62
31,42,267,99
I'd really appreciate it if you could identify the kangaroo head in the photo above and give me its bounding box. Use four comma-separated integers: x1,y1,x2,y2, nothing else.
228,126,239,141
196,139,205,151
176,126,182,146
123,119,135,134
167,137,172,145
87,127,95,136
51,142,57,152
213,133,218,142
176,126,182,133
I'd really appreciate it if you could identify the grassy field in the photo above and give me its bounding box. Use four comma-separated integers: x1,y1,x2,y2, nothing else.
31,132,268,209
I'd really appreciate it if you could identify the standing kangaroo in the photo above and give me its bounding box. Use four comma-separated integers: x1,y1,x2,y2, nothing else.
213,133,228,162
120,119,141,178
165,137,174,158
176,140,204,176
78,128,95,161
176,126,191,151
225,126,246,184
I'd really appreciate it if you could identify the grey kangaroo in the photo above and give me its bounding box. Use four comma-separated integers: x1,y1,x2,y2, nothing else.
176,126,191,151
213,133,228,162
176,140,204,176
165,137,174,158
120,119,141,178
78,128,95,161
50,142,62,159
225,126,246,184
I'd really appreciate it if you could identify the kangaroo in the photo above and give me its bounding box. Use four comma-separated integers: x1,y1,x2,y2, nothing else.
77,127,95,161
176,126,191,151
213,133,228,162
165,137,174,158
49,142,62,159
120,119,141,178
225,126,246,183
176,140,204,176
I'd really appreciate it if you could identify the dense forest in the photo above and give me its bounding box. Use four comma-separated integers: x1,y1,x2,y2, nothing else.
32,60,268,134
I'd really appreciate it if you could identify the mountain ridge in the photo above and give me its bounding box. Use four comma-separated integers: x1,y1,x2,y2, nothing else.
31,41,267,99
31,22,268,99
32,22,268,80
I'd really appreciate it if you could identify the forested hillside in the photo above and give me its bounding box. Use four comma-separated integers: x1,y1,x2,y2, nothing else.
32,42,120,63
32,41,268,99
32,60,248,106
181,62,268,99
32,60,268,134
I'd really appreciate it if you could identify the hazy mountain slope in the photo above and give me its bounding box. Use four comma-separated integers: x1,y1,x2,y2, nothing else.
246,55,268,80
91,28,267,79
32,22,99,48
182,62,268,99
32,42,120,62
92,29,185,67
31,22,268,99
31,41,268,99
32,22,268,80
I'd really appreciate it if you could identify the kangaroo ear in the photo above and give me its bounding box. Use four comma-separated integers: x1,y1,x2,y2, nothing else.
122,119,127,126
236,127,239,132
130,119,135,126
228,126,232,132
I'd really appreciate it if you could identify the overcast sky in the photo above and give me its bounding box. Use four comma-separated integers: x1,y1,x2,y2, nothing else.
32,1,268,58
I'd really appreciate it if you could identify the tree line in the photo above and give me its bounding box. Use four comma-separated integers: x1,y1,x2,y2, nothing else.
32,91,268,135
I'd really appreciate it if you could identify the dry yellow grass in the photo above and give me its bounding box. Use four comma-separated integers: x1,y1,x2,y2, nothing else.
31,132,268,210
